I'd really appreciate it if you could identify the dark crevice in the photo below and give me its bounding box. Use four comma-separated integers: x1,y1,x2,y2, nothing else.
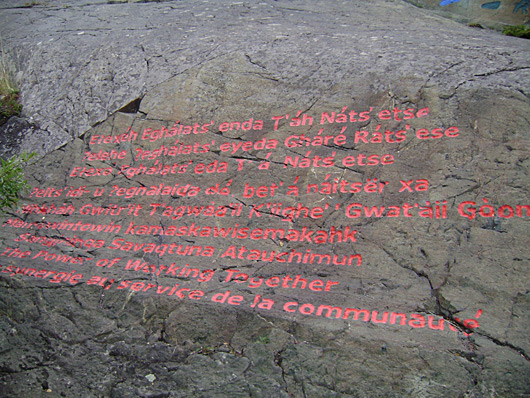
377,243,530,361
475,331,530,362
474,66,530,77
377,244,471,332
118,97,143,114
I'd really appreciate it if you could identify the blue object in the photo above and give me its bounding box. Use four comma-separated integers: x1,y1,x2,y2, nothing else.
440,0,460,5
514,0,530,14
481,1,501,9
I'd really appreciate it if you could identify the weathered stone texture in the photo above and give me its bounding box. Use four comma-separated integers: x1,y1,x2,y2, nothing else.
0,1,529,397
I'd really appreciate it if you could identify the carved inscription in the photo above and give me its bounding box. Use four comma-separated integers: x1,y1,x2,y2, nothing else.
2,105,526,336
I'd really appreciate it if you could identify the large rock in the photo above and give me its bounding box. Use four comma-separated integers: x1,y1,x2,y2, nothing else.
0,1,529,396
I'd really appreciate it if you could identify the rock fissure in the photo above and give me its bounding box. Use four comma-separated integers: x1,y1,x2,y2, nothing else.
0,1,529,396
477,331,530,362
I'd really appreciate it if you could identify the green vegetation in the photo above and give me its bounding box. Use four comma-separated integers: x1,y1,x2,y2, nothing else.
256,335,270,344
0,41,21,125
502,25,530,39
0,152,35,214
23,1,42,7
0,39,32,214
0,92,22,125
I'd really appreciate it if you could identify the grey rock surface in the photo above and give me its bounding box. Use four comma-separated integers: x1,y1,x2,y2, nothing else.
0,1,529,397
1,0,528,154
0,116,71,158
